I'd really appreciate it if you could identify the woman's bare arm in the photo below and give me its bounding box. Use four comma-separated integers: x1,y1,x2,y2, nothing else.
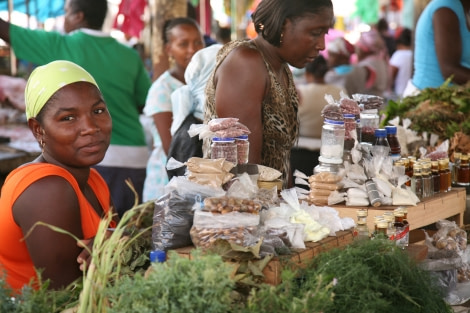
433,8,470,84
213,46,268,165
13,176,84,289
152,111,173,155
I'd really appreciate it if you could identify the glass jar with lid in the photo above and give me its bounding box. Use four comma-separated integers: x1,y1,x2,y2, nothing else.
359,109,379,145
313,161,344,176
234,135,249,164
319,119,345,164
343,113,357,152
211,137,237,164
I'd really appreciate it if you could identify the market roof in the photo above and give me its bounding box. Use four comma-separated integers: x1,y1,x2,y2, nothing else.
0,0,64,22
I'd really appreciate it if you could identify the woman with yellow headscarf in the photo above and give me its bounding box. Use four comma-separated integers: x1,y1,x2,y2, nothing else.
0,60,118,292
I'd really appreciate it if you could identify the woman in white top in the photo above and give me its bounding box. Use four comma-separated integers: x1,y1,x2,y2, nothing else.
389,28,412,98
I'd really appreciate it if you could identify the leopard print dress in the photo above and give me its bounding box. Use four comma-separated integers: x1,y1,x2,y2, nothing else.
203,40,299,187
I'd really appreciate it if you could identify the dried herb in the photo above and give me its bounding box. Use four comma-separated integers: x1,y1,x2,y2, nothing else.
381,79,470,141
295,239,453,313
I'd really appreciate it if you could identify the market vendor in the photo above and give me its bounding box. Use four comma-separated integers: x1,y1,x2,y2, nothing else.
0,0,152,218
0,60,118,291
203,0,334,188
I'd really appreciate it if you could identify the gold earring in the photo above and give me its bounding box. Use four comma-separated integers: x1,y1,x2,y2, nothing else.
168,55,175,68
39,139,45,152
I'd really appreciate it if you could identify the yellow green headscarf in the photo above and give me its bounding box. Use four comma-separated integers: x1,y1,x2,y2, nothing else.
25,60,99,119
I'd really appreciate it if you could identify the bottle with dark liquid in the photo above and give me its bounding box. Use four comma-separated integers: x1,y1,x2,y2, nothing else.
452,152,461,185
393,209,406,249
421,161,432,198
457,153,470,186
411,164,423,200
360,110,379,145
438,159,449,193
431,160,440,194
385,125,401,161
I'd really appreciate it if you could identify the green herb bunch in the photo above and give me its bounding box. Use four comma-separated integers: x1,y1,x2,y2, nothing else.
295,239,453,313
105,249,237,313
242,269,334,313
381,79,470,140
0,277,80,313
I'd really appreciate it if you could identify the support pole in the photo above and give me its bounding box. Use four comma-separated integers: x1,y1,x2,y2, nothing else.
8,0,16,76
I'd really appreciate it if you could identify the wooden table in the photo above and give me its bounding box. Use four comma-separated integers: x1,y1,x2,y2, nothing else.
332,187,467,232
0,123,40,186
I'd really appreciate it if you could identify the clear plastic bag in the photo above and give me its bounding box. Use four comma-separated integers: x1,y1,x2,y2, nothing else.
190,210,260,249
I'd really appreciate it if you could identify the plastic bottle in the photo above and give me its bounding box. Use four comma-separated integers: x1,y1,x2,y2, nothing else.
372,128,390,156
385,125,401,161
150,250,166,263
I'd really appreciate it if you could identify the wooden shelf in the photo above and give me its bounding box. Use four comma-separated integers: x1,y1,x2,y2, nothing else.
331,188,467,233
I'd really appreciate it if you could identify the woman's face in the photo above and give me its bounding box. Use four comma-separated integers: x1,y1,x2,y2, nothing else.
280,7,335,69
167,24,204,71
37,82,112,168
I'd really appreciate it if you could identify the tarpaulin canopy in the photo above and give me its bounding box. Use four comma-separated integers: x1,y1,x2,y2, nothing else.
0,0,64,22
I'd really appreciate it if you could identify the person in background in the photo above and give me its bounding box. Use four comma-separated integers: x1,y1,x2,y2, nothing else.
405,0,470,96
376,17,396,58
355,29,391,98
0,0,152,218
0,60,117,292
170,44,223,138
142,17,204,202
389,28,412,98
167,44,223,178
291,55,346,179
324,36,368,96
216,26,232,44
203,0,334,188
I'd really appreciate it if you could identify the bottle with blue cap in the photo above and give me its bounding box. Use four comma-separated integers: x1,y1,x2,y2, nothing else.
372,128,390,156
150,250,166,263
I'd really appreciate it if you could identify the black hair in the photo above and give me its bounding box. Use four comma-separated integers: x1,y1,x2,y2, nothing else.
68,0,108,30
377,18,389,32
396,28,412,47
305,55,328,79
186,1,197,20
251,0,333,47
162,17,201,45
216,26,231,43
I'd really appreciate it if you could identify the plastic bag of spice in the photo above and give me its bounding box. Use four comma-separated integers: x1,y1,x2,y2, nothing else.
190,210,260,249
153,177,226,251
152,190,196,251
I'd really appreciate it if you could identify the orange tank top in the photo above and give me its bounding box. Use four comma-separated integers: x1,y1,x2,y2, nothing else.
0,163,114,291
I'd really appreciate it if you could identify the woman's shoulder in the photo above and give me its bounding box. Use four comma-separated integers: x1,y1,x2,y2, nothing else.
216,39,261,63
3,163,79,203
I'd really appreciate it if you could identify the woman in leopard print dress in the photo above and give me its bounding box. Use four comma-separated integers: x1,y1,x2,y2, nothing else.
203,0,334,188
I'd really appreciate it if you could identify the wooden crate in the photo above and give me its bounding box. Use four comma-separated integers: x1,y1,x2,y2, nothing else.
172,229,355,286
259,230,354,285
